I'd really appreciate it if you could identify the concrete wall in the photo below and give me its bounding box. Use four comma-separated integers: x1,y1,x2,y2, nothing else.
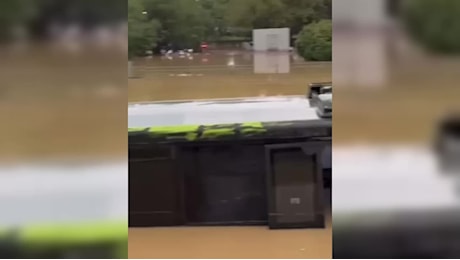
253,28,290,51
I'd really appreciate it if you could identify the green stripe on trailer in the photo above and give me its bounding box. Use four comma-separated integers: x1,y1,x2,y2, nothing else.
240,122,268,134
128,127,148,132
149,125,200,141
128,120,331,143
129,122,268,140
148,125,200,134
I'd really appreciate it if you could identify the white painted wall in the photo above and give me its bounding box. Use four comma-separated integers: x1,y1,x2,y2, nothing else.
253,28,290,51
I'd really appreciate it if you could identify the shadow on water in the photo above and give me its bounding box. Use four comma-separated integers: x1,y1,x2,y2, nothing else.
128,51,332,102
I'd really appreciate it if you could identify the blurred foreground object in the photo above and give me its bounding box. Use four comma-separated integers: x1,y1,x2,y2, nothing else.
0,221,126,258
333,146,460,258
0,0,127,258
402,0,460,54
0,163,128,258
333,0,460,258
435,112,460,173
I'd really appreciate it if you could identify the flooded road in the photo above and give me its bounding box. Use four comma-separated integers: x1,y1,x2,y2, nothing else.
129,193,331,259
128,51,331,102
334,59,460,144
1,51,126,161
128,217,331,259
128,51,332,259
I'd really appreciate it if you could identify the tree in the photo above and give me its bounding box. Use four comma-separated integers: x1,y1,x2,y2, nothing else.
225,0,286,29
0,0,127,41
0,0,37,42
295,19,331,61
225,0,331,36
126,0,332,57
199,0,230,40
279,0,331,36
402,0,460,54
128,0,160,58
141,0,211,50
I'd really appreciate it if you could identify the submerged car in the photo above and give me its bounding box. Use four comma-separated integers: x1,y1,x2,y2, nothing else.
308,82,332,118
434,113,460,173
307,82,332,99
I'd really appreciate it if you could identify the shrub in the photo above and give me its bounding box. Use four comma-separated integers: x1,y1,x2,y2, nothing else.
295,19,331,61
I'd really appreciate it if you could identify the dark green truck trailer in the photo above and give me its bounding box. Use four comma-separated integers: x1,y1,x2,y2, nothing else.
129,85,332,229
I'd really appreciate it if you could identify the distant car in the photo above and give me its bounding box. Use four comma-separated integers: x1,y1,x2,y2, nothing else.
315,93,332,118
307,82,332,99
434,113,460,173
307,82,332,118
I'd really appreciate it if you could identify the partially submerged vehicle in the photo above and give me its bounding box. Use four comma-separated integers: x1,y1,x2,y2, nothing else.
129,87,332,229
434,113,460,173
307,82,332,99
307,82,332,118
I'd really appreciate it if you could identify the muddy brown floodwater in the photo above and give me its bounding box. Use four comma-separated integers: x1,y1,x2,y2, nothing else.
128,51,331,102
1,51,126,162
128,216,332,259
128,51,332,259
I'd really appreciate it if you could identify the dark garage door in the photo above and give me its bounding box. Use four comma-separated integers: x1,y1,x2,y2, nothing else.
183,144,267,225
129,145,182,226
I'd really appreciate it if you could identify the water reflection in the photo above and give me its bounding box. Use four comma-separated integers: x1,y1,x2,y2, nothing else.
253,52,290,74
227,55,235,67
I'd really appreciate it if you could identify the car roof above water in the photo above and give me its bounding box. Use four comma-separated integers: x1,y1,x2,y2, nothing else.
128,96,322,128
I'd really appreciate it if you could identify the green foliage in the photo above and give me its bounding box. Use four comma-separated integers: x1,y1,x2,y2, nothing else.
0,0,332,58
226,0,331,36
128,0,160,58
402,0,460,54
199,0,230,40
0,0,126,42
295,19,331,61
37,0,126,25
142,0,211,49
126,0,331,57
0,0,37,41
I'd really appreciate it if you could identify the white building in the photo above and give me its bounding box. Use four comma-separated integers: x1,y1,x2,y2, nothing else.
252,28,290,51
